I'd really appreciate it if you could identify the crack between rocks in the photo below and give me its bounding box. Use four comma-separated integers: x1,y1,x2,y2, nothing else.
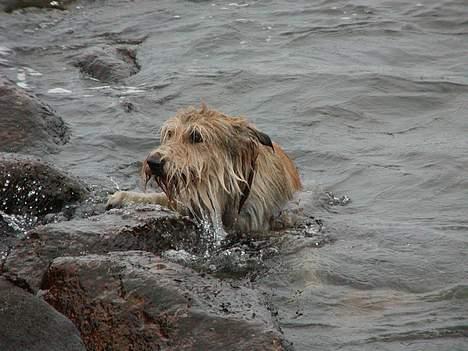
118,273,126,298
0,245,33,293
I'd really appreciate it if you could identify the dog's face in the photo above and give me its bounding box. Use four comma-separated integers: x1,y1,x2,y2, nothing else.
142,105,273,217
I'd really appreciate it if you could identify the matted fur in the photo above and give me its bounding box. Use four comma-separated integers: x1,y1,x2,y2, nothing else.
107,104,302,232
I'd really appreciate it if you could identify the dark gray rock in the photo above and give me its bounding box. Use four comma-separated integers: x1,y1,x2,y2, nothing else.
0,153,89,218
0,212,20,257
0,76,70,154
0,277,86,351
43,251,289,351
2,206,200,292
0,0,76,12
72,45,140,82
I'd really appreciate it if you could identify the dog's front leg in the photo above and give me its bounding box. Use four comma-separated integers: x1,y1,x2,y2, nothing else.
106,191,170,210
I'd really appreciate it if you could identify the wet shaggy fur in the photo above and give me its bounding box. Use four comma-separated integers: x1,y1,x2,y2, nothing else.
107,104,302,232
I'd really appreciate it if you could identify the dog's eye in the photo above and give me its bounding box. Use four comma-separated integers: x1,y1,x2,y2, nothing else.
165,130,173,139
190,130,203,144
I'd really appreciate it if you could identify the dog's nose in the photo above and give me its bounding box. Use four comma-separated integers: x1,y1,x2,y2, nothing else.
146,155,165,177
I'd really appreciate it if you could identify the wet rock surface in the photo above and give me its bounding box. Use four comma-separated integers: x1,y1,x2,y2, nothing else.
43,251,290,351
2,202,328,291
1,0,74,12
72,45,140,82
0,76,70,154
0,153,89,218
0,200,329,350
0,215,14,256
2,206,200,291
0,277,86,351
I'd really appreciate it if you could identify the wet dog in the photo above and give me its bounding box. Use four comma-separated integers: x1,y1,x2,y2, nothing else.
107,104,302,232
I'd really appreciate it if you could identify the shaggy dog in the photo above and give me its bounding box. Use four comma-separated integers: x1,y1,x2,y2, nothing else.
107,104,302,232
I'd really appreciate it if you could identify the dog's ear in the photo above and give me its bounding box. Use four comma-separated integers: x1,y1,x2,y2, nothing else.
248,127,274,151
237,126,274,213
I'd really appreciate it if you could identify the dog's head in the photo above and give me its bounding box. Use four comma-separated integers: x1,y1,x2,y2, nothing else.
143,104,273,218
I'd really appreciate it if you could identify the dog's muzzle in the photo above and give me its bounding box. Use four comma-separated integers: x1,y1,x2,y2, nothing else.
146,154,165,178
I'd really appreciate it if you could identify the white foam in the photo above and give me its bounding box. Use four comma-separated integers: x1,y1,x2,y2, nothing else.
0,46,13,56
87,85,111,90
17,71,26,81
119,87,145,94
48,88,72,94
25,67,43,76
229,3,249,7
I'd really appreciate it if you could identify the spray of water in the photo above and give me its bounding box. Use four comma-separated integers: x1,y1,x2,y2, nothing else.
196,212,227,257
0,210,37,235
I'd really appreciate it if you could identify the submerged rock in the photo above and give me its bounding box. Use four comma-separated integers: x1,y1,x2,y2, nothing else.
0,277,86,351
0,76,70,154
72,45,140,82
2,206,199,291
0,153,88,218
43,251,290,351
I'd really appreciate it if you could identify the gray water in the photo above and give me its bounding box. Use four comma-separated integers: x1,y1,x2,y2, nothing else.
1,0,467,349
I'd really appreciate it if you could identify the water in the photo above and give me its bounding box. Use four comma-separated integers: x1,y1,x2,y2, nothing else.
1,0,467,349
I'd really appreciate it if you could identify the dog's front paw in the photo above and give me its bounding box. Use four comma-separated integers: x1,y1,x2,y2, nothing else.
106,191,131,210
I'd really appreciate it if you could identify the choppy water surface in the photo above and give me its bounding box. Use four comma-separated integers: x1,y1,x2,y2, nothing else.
1,0,467,349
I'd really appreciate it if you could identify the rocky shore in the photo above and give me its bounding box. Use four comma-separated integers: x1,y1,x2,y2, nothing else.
0,72,321,350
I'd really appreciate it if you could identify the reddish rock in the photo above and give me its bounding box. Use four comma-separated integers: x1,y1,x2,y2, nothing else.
43,251,290,351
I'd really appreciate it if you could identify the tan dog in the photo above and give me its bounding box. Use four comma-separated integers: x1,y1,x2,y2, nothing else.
107,104,302,232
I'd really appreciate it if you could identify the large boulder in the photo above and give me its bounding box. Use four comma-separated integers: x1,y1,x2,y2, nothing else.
72,45,140,82
2,206,199,291
0,277,86,351
43,251,290,351
0,153,88,218
0,76,70,154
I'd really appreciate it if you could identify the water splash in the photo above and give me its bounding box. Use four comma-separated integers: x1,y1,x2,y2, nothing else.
325,191,351,206
0,210,37,235
197,213,227,257
109,177,121,191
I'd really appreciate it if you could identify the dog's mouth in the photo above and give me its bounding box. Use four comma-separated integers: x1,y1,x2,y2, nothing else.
144,158,189,204
143,156,171,198
144,160,201,205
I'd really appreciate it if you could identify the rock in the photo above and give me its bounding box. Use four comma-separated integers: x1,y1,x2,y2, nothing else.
0,153,88,218
2,202,331,291
0,277,86,351
72,45,140,82
0,76,70,154
0,0,76,12
0,211,21,258
2,206,200,292
43,251,290,351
